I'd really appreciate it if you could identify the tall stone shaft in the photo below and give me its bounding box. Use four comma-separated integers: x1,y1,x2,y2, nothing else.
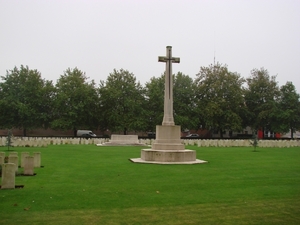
158,46,180,126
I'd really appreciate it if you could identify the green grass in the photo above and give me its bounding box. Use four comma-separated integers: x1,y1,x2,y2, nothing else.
0,145,299,225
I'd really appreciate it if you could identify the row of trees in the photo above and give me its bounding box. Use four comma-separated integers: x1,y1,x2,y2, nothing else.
0,64,300,138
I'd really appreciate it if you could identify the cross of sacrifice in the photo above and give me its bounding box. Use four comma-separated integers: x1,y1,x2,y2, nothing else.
158,46,180,126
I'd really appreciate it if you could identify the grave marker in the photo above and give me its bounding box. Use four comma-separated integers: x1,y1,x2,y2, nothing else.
8,155,18,172
21,152,30,168
24,156,34,175
0,152,5,165
33,152,41,167
9,152,18,157
1,163,15,189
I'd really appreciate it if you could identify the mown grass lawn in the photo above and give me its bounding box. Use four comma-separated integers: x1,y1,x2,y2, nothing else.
0,145,299,225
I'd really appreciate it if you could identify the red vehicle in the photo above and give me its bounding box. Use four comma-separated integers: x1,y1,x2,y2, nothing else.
257,129,280,139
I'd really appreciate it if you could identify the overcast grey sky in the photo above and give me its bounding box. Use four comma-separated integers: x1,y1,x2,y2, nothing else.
1,0,300,92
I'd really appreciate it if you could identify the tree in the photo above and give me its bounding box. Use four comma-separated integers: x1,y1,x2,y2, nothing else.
98,69,146,134
244,68,280,136
144,72,198,133
173,72,198,131
274,82,300,138
51,68,99,136
39,80,56,129
144,75,164,132
194,63,245,138
0,65,54,135
0,87,11,128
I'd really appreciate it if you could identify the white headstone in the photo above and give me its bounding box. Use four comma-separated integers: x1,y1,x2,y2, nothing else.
33,152,41,167
9,152,18,157
21,152,30,168
1,163,15,189
8,155,18,172
24,156,34,175
0,152,5,164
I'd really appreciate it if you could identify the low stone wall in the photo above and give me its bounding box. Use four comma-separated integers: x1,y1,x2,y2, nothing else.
0,137,299,148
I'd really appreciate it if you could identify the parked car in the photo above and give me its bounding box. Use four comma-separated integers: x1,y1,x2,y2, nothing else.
186,134,199,138
77,130,96,137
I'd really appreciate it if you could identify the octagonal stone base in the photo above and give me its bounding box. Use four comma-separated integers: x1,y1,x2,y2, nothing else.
130,125,208,164
142,149,196,162
130,149,208,164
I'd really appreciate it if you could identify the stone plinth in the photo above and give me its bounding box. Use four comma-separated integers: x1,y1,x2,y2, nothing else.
151,125,185,150
130,125,207,164
132,150,207,164
98,135,146,146
1,163,15,189
141,149,196,162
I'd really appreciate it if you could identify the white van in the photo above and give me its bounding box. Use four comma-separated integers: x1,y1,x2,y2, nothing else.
77,130,96,137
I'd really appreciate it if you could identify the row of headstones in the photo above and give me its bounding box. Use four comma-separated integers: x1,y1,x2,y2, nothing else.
0,137,110,147
1,136,299,148
140,138,300,148
0,152,41,189
193,139,300,147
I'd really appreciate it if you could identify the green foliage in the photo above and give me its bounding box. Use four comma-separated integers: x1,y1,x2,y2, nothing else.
1,63,300,137
144,75,165,131
244,68,280,133
194,62,245,137
273,82,300,137
173,72,198,130
249,132,259,151
6,129,13,150
98,69,146,134
144,72,198,132
0,65,54,135
51,67,99,134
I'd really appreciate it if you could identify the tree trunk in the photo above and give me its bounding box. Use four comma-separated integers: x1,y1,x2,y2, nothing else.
290,127,294,139
220,129,223,138
23,128,27,136
123,127,127,135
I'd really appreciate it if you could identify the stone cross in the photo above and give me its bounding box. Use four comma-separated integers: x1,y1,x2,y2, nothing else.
158,46,180,126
